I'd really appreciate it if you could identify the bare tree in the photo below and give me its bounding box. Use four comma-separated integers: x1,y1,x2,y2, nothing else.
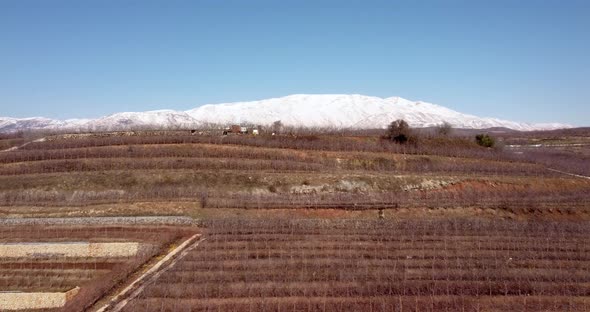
436,121,453,136
272,120,283,135
384,119,411,144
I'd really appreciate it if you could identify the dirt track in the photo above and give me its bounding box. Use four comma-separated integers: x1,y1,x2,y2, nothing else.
94,234,203,312
548,168,590,180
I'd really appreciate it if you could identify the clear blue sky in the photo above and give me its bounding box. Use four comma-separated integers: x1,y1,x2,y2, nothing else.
1,0,588,125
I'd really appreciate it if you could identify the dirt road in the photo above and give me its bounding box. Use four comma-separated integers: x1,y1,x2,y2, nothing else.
94,234,203,312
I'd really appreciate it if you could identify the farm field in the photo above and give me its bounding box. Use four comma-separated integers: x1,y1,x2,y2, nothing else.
122,219,590,312
2,0,590,310
0,225,196,311
0,129,589,311
0,130,588,219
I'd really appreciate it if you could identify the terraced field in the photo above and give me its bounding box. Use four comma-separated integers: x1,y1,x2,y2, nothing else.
0,225,195,311
0,130,589,311
122,219,590,312
0,131,588,219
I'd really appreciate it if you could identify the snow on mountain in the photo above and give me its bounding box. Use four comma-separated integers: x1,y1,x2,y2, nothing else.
0,94,571,133
0,117,69,133
80,110,200,132
185,94,571,131
64,118,93,127
0,111,200,133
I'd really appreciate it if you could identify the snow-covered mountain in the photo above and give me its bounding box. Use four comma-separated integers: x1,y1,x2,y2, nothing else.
0,94,571,133
185,94,570,131
0,117,90,133
81,110,200,132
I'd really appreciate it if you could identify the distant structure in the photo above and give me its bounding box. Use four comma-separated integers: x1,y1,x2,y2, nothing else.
222,125,259,136
190,129,208,135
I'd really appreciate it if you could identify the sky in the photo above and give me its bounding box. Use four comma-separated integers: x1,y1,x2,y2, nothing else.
0,0,588,126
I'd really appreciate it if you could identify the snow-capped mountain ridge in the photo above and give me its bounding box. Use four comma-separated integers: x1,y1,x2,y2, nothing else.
185,94,569,131
0,94,571,133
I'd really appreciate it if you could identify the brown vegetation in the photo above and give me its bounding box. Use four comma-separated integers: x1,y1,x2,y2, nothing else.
0,131,588,216
1,128,589,310
0,225,197,312
121,218,590,312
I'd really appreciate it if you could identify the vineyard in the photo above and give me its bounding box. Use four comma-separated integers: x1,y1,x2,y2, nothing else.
121,219,590,311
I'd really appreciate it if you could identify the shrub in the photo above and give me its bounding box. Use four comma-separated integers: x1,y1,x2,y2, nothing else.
384,120,412,144
475,134,495,147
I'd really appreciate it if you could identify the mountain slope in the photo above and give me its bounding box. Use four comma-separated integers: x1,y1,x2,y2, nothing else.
0,94,571,133
185,94,569,131
0,117,72,133
82,110,200,131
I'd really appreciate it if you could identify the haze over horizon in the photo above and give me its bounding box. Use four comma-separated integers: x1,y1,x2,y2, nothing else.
1,0,589,126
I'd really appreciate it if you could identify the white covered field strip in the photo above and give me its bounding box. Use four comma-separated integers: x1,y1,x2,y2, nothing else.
0,287,79,310
0,242,139,258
